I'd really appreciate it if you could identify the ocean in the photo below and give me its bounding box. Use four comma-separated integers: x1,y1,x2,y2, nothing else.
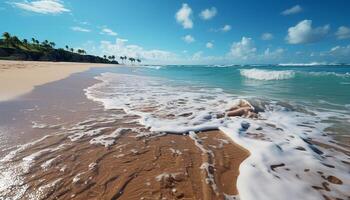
1,64,349,200
85,64,350,200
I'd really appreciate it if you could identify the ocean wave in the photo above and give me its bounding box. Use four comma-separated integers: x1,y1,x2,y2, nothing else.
240,68,295,80
85,73,350,200
137,65,163,70
278,62,350,67
278,62,328,66
306,71,350,78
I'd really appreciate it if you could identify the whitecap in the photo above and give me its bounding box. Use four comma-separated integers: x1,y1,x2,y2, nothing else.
240,68,295,80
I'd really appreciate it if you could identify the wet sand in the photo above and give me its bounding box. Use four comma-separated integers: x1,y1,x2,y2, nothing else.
0,68,249,199
0,60,117,102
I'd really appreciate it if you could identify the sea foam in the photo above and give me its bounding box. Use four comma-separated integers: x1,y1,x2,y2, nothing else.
85,72,350,200
240,68,295,80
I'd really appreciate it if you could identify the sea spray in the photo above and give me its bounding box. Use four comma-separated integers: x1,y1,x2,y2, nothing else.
239,68,295,80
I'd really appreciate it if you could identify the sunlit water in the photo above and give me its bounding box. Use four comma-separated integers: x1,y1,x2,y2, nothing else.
1,64,349,200
84,64,350,200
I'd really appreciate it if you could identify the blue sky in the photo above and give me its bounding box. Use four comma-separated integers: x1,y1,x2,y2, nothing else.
1,0,350,64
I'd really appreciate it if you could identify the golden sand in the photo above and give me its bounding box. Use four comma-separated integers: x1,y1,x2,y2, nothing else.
0,60,117,101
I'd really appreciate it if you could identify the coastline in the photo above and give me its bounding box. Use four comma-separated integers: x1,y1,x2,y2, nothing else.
0,66,250,199
0,62,348,199
0,60,118,102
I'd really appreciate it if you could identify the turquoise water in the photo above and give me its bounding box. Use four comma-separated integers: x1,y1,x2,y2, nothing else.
85,65,350,199
89,64,350,138
91,65,350,108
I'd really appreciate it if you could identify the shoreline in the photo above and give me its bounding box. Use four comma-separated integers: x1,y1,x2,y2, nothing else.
0,60,118,102
0,66,250,199
0,62,348,199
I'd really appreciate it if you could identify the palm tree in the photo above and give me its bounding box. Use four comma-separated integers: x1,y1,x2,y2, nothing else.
77,49,86,55
2,32,11,47
128,57,136,64
136,59,141,64
70,48,74,53
111,55,115,61
41,40,51,48
11,36,21,47
103,55,107,59
119,56,124,63
31,38,36,44
22,39,28,48
65,45,69,51
49,42,55,48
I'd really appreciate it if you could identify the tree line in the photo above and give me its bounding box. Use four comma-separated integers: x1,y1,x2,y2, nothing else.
1,32,88,55
1,32,142,64
103,55,141,64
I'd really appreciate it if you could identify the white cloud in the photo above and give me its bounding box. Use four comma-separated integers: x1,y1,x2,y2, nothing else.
281,5,302,15
261,33,273,40
199,7,217,20
318,45,350,63
228,37,256,59
329,45,350,56
206,42,213,48
335,26,350,40
100,28,117,36
211,25,231,32
99,38,176,62
182,35,195,43
263,48,284,58
286,20,330,44
221,25,231,32
175,3,193,29
10,0,70,14
71,26,91,32
192,51,203,60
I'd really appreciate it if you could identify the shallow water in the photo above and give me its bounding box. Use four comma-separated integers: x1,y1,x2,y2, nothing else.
85,65,350,200
89,65,350,136
0,64,349,200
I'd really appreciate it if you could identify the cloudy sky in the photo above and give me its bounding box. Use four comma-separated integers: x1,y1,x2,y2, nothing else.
1,0,350,64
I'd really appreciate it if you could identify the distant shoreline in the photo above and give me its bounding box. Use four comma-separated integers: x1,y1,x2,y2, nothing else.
0,60,118,102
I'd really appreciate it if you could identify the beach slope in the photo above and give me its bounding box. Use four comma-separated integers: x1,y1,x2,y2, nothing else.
0,60,116,101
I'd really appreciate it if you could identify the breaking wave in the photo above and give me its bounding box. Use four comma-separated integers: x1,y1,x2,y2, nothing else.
278,62,328,66
84,72,350,200
240,69,295,80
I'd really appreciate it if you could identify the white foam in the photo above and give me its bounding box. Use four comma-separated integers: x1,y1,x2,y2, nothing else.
278,62,327,66
240,69,295,80
155,172,182,182
41,156,59,170
89,128,132,147
307,71,350,78
68,127,110,142
84,72,350,200
137,65,163,70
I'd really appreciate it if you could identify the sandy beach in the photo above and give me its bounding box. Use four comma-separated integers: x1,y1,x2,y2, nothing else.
0,60,116,102
0,61,250,199
0,61,348,200
2,1,350,199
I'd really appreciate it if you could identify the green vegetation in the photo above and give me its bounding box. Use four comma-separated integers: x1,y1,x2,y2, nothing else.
0,32,122,64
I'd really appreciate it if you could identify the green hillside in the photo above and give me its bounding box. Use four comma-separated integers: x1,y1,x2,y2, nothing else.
0,32,119,64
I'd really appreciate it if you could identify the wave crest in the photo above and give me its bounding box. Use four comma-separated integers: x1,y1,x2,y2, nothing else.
240,69,295,80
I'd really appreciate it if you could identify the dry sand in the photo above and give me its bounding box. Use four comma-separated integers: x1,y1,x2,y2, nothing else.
0,60,116,101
